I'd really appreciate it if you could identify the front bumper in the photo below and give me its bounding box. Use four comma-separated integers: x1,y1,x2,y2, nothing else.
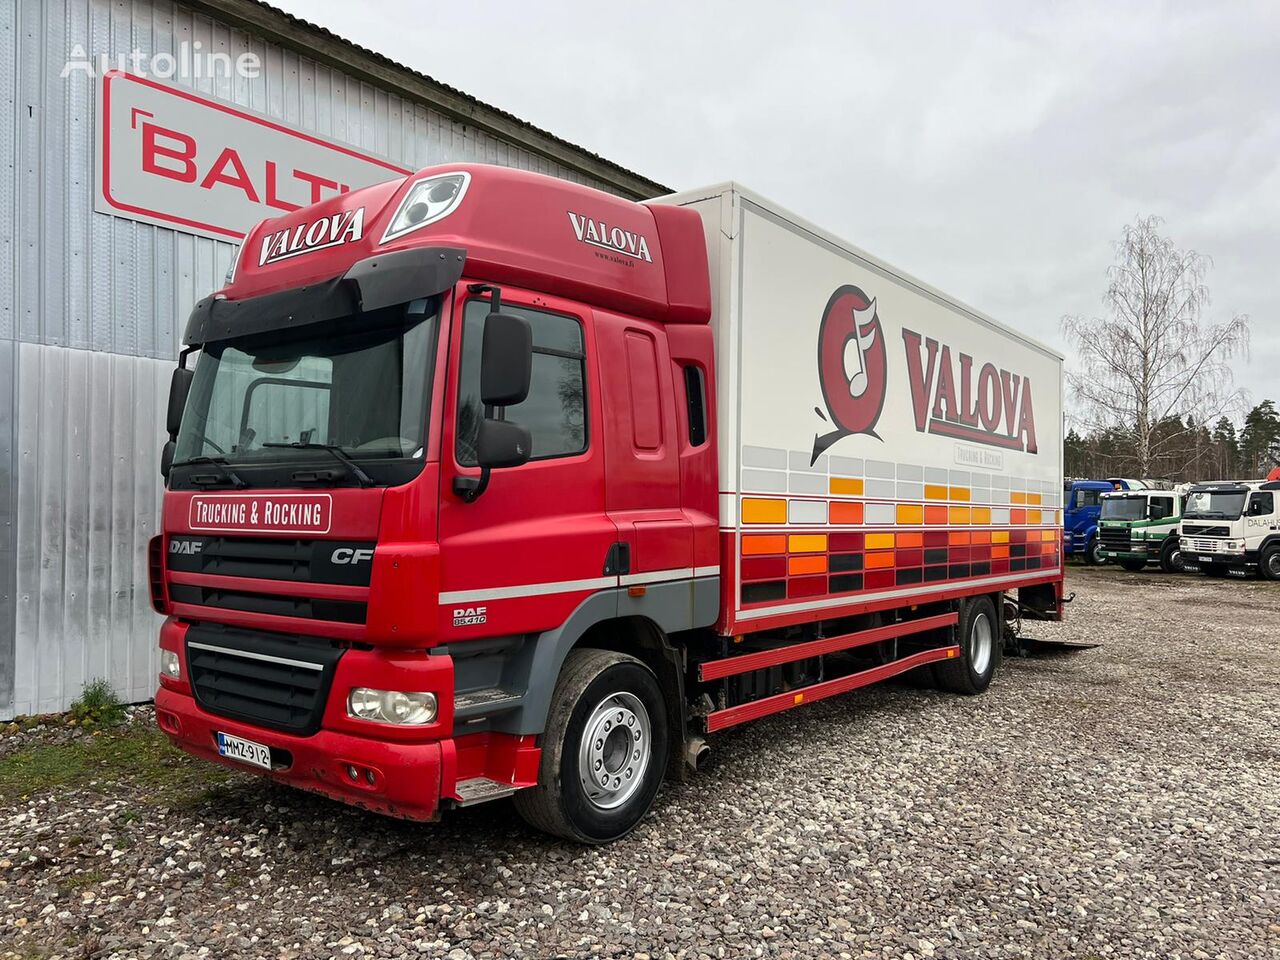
156,687,445,820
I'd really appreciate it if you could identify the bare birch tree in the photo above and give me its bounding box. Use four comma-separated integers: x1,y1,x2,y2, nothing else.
1061,215,1250,477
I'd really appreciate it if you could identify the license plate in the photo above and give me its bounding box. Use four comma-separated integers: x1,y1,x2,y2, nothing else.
217,732,272,770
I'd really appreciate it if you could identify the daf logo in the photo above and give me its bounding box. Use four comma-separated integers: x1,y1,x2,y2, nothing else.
331,548,374,565
453,606,487,627
169,539,202,555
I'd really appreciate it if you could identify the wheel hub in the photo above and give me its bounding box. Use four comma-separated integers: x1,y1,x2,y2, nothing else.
970,611,993,675
578,692,651,811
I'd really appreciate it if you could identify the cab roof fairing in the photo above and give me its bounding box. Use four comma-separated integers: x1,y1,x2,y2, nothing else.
218,163,711,327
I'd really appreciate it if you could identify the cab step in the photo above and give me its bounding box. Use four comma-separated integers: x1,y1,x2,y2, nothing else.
454,686,523,720
453,777,519,807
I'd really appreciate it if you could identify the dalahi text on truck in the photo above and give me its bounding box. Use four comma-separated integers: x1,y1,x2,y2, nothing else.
150,165,1066,842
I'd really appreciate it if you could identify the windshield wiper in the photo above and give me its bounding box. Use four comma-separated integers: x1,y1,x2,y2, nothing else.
262,442,376,487
171,455,248,489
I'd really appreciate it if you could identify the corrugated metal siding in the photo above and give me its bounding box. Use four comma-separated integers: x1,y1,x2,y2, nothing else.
0,0,632,716
12,343,168,716
0,341,16,719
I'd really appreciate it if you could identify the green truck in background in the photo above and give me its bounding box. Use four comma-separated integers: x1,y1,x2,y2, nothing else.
1097,484,1189,573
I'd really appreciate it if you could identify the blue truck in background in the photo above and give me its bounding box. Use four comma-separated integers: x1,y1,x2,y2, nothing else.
1063,478,1152,564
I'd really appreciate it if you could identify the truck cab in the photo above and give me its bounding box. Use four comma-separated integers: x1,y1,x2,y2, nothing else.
1097,485,1188,572
1180,479,1280,580
1063,478,1147,564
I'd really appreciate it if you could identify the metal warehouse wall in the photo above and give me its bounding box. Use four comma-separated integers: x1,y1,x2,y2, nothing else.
0,0,640,717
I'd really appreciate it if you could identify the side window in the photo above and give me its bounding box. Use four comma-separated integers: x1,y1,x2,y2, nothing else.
456,300,587,465
1077,489,1100,509
682,364,707,447
1248,492,1274,516
1149,497,1173,521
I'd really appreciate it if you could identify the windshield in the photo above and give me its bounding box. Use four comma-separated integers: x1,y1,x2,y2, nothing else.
172,298,439,488
1183,490,1247,520
1100,496,1146,521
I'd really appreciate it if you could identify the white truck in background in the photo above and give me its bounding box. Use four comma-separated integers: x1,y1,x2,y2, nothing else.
1179,477,1280,580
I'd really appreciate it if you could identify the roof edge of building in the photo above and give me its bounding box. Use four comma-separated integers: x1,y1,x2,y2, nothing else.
185,0,671,200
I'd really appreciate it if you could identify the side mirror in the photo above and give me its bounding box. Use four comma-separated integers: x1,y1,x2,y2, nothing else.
476,418,531,469
160,440,176,481
167,367,194,438
480,312,532,407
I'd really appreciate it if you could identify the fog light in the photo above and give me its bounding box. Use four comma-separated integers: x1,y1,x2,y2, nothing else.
160,649,181,680
347,688,438,725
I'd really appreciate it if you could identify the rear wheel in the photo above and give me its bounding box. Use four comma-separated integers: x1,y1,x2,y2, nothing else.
1085,537,1104,565
1159,538,1184,574
1261,544,1280,582
514,649,669,844
1119,559,1147,572
934,596,1001,695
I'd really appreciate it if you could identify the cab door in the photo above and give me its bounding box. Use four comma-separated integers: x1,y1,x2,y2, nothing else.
435,284,619,642
593,309,693,583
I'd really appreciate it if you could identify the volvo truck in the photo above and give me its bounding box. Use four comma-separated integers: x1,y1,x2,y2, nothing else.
1180,478,1280,579
151,165,1065,842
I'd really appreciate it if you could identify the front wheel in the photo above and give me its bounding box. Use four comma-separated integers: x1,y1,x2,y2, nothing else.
935,596,1001,695
1159,538,1184,574
1085,537,1104,565
514,649,669,844
1261,544,1280,582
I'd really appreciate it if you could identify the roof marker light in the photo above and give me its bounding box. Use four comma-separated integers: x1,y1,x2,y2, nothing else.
380,171,472,244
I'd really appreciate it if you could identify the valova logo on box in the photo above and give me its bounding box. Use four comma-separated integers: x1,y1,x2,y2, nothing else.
189,494,332,534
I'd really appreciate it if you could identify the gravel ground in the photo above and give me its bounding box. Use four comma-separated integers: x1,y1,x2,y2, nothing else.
2,566,1278,959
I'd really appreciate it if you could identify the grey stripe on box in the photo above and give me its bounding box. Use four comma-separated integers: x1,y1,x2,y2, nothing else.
788,500,828,524
741,469,787,493
829,456,863,477
788,473,827,495
742,445,788,469
897,482,923,501
923,467,949,485
865,503,896,524
791,451,828,473
949,470,972,486
896,463,923,481
865,479,896,499
865,459,895,479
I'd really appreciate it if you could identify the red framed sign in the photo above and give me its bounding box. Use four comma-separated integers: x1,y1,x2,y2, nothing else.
95,71,412,241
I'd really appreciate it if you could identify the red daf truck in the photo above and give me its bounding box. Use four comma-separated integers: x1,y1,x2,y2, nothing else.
152,164,1065,842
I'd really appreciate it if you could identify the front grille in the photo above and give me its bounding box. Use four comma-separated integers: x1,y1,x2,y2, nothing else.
1099,527,1132,551
186,623,344,734
169,584,366,623
166,535,374,625
166,536,375,585
1181,524,1230,537
1183,537,1223,553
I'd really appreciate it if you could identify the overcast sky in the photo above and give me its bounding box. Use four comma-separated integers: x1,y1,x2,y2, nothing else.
278,0,1278,418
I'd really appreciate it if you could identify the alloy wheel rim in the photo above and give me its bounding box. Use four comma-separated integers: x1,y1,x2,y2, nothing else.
970,612,994,676
578,692,651,811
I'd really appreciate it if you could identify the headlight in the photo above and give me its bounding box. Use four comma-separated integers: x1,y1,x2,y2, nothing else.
160,649,181,680
347,688,438,725
380,172,471,243
1225,539,1245,552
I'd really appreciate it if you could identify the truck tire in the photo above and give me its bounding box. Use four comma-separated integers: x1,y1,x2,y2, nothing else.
514,648,669,844
1261,544,1280,581
1084,537,1103,566
1119,559,1147,572
1159,538,1184,574
934,596,1001,695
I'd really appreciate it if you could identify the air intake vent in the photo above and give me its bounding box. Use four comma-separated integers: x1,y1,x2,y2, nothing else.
185,624,344,735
